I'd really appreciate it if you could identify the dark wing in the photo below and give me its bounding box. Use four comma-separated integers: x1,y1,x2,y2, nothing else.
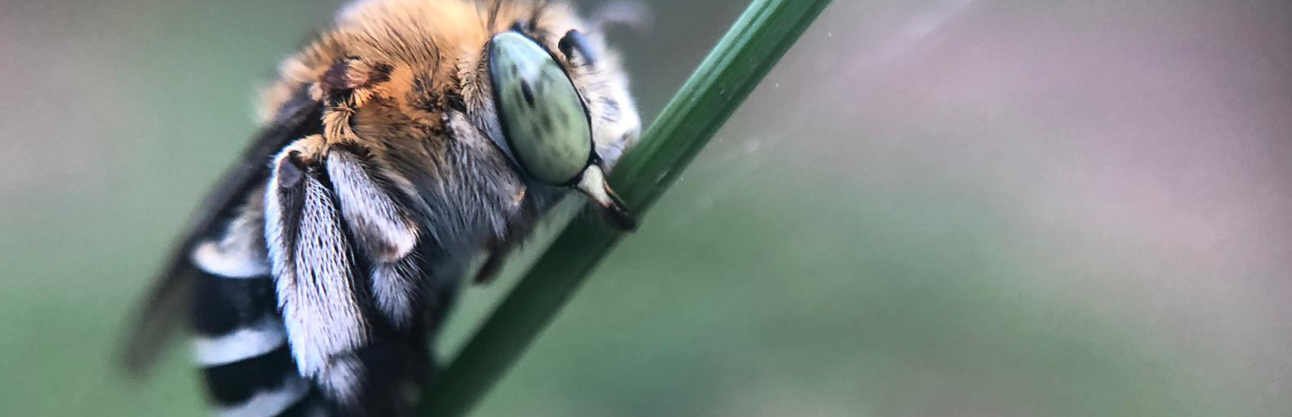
120,90,323,376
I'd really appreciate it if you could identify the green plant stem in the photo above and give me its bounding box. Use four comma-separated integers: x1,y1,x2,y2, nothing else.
418,0,833,414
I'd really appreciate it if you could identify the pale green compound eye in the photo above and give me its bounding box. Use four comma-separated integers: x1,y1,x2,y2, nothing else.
488,31,592,185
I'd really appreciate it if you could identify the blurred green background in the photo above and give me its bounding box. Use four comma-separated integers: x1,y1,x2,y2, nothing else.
2,0,1291,416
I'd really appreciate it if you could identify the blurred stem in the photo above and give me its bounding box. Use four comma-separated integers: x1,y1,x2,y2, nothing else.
418,0,832,415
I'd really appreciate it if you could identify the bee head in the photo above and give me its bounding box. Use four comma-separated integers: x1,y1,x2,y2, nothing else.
482,20,640,229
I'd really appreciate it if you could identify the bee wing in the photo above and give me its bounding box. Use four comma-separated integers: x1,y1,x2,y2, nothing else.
120,91,323,375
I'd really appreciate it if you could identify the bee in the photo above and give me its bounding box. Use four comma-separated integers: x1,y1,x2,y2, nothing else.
121,0,642,416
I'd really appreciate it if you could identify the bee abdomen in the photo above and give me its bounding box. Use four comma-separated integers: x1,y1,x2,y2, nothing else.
190,269,324,417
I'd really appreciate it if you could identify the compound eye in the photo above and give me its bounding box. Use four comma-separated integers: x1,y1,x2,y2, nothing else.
488,31,592,185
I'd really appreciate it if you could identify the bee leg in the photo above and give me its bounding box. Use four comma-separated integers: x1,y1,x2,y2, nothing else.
325,146,442,417
473,241,512,285
470,211,548,286
265,136,375,409
326,148,421,328
267,139,441,416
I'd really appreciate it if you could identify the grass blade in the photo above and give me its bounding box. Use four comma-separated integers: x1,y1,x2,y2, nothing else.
419,0,833,414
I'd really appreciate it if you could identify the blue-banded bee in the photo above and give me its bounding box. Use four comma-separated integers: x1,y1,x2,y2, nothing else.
122,1,642,416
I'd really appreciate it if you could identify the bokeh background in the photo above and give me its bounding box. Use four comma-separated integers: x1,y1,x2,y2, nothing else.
2,0,1291,416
